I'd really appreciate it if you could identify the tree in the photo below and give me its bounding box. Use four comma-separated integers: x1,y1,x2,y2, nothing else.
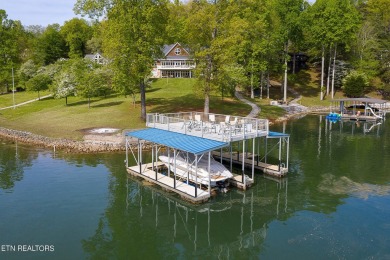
186,0,236,114
342,70,368,97
51,59,77,105
76,59,113,108
75,0,169,120
364,0,390,98
273,0,305,103
18,59,38,90
60,18,93,58
165,1,189,44
35,24,68,65
0,10,24,93
304,0,360,99
26,73,51,99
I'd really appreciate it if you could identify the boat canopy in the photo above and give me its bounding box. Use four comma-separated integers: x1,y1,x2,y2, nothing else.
126,128,229,155
331,98,387,104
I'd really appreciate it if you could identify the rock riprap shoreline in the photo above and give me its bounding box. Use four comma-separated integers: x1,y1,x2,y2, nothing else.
0,127,127,153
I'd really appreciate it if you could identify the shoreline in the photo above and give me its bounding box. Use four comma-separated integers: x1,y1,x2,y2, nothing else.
0,127,126,153
0,108,329,153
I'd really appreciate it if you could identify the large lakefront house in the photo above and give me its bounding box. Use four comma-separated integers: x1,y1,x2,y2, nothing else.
84,43,195,78
151,43,195,78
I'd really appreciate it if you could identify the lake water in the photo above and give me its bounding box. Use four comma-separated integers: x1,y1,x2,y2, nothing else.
1,115,389,259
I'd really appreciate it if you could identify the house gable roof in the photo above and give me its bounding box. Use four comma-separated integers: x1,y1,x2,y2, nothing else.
163,42,190,57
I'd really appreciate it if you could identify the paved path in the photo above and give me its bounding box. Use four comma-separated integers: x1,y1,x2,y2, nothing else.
234,90,261,118
280,88,309,115
234,86,311,119
0,94,53,111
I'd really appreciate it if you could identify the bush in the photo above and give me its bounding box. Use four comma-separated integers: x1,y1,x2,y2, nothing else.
342,71,369,97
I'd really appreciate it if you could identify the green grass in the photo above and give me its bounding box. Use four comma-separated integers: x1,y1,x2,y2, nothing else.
0,79,252,139
148,78,250,115
0,90,51,108
4,68,373,140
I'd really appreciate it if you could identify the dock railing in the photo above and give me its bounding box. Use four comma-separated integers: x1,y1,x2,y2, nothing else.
146,112,269,142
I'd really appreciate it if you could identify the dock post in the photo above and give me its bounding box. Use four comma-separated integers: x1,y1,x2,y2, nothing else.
195,154,198,198
155,144,158,181
168,148,171,177
242,139,246,186
220,148,223,164
286,137,290,171
252,138,255,181
257,137,260,166
278,137,282,173
152,143,155,176
230,143,233,172
138,140,142,174
125,138,129,168
265,138,268,164
173,149,177,189
208,152,211,195
186,152,189,185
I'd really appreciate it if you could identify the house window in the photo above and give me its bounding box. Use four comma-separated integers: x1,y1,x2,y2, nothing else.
175,48,181,55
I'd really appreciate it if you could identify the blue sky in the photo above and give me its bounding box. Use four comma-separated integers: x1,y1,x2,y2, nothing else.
2,0,316,27
1,0,82,27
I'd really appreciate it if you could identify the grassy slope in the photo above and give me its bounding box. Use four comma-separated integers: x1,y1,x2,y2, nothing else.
0,79,252,139
3,68,373,140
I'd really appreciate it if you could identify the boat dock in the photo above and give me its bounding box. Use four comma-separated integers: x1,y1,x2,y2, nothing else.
125,112,290,203
330,98,388,122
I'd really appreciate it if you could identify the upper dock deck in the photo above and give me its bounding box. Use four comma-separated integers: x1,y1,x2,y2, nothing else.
146,112,269,142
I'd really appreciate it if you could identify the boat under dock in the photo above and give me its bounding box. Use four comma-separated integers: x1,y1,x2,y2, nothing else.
127,162,210,204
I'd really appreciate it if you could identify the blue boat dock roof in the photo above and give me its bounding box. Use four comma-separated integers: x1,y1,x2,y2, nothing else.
126,128,229,155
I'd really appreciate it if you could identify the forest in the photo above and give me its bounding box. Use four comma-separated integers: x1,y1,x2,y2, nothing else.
1,0,389,119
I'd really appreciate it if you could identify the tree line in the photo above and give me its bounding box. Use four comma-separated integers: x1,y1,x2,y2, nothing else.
1,0,389,119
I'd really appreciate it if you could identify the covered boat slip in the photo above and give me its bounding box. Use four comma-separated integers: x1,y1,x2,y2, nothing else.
331,98,388,121
145,112,269,142
127,162,209,203
125,128,233,203
125,112,290,203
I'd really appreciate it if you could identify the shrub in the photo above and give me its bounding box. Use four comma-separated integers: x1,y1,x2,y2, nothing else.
342,71,369,97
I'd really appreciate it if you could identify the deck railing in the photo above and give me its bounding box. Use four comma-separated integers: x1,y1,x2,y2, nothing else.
146,112,269,142
157,64,196,69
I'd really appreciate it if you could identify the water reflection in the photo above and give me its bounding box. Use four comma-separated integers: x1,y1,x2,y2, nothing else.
0,139,38,191
1,114,389,258
81,171,290,258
